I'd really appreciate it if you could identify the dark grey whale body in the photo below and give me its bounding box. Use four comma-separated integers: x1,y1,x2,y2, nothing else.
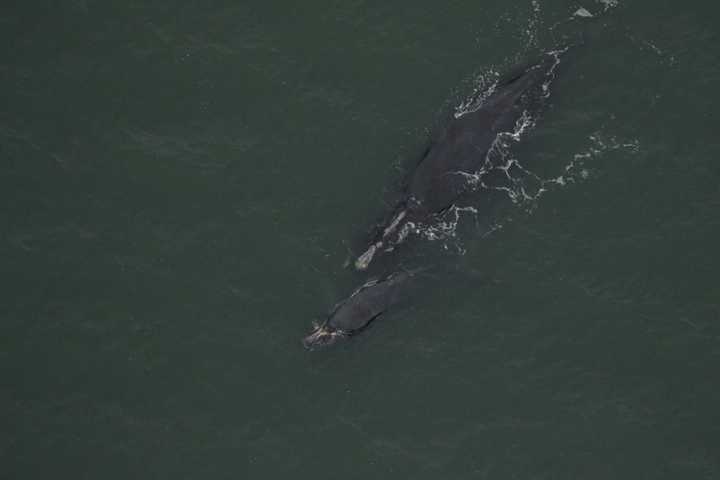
304,49,575,350
355,51,567,271
303,270,417,350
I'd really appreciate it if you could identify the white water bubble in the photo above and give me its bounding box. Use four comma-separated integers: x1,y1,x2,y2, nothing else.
574,7,594,18
597,0,619,10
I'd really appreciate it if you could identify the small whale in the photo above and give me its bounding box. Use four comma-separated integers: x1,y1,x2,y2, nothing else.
303,270,418,350
354,49,571,271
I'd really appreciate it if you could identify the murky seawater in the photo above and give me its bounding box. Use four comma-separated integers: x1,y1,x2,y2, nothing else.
2,1,719,478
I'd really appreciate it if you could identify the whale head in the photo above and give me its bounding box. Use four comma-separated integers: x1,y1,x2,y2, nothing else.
354,243,379,271
302,322,347,350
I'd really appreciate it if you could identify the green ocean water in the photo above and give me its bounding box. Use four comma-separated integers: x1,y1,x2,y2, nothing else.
2,1,720,478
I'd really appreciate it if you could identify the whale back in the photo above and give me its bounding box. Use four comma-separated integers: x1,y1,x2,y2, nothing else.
407,54,560,214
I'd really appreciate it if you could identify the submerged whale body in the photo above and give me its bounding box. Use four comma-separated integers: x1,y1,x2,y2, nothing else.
303,270,417,350
355,50,568,271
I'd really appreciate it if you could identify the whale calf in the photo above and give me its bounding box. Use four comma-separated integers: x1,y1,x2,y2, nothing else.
354,49,569,271
303,270,418,350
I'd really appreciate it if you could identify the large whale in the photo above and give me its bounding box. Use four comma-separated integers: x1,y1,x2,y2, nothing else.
354,49,569,271
303,270,418,350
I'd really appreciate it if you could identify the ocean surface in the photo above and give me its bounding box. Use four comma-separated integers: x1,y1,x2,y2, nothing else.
2,1,720,478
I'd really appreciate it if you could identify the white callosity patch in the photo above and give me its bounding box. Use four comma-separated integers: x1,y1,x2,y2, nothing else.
355,242,380,271
383,210,407,236
354,209,408,270
304,322,349,349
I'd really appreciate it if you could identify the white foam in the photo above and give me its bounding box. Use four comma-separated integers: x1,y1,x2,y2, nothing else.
574,7,594,18
597,0,619,11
